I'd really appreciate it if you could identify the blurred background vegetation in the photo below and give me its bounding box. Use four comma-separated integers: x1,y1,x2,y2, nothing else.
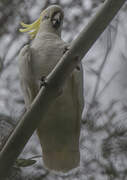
0,0,127,179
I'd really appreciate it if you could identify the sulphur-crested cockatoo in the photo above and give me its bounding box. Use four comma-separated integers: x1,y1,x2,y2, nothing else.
18,5,84,172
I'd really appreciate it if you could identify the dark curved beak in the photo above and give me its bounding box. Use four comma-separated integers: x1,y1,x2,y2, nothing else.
51,12,62,28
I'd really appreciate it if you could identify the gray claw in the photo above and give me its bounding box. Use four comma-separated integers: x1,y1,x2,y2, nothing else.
63,46,70,54
40,76,47,88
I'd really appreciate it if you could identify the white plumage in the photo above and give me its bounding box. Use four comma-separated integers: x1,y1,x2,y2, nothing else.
18,5,84,172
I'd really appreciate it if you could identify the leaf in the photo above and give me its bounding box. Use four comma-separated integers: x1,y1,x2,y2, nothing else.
16,158,36,167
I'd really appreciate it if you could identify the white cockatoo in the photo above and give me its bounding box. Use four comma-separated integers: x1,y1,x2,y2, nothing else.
18,5,84,172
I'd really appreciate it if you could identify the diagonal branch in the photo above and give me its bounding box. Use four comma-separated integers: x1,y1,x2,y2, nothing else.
0,0,126,178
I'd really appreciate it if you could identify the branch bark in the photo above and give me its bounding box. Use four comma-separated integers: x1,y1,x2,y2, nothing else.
0,0,126,178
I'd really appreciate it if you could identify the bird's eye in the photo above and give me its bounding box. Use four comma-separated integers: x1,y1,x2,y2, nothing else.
51,12,62,28
43,15,49,20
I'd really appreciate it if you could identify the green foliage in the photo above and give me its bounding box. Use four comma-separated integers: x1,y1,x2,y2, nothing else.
16,158,36,167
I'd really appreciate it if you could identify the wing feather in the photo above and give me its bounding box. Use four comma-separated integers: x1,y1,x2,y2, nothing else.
18,45,38,107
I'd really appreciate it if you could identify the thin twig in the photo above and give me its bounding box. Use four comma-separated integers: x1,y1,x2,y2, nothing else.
97,71,119,98
86,25,112,114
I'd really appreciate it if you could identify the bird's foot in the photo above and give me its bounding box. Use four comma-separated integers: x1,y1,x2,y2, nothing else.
63,47,80,71
40,76,47,88
63,45,70,54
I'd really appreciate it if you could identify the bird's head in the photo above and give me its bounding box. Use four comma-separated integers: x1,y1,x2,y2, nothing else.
19,5,64,39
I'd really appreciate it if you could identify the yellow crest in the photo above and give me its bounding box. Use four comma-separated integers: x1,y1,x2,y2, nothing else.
19,15,42,39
